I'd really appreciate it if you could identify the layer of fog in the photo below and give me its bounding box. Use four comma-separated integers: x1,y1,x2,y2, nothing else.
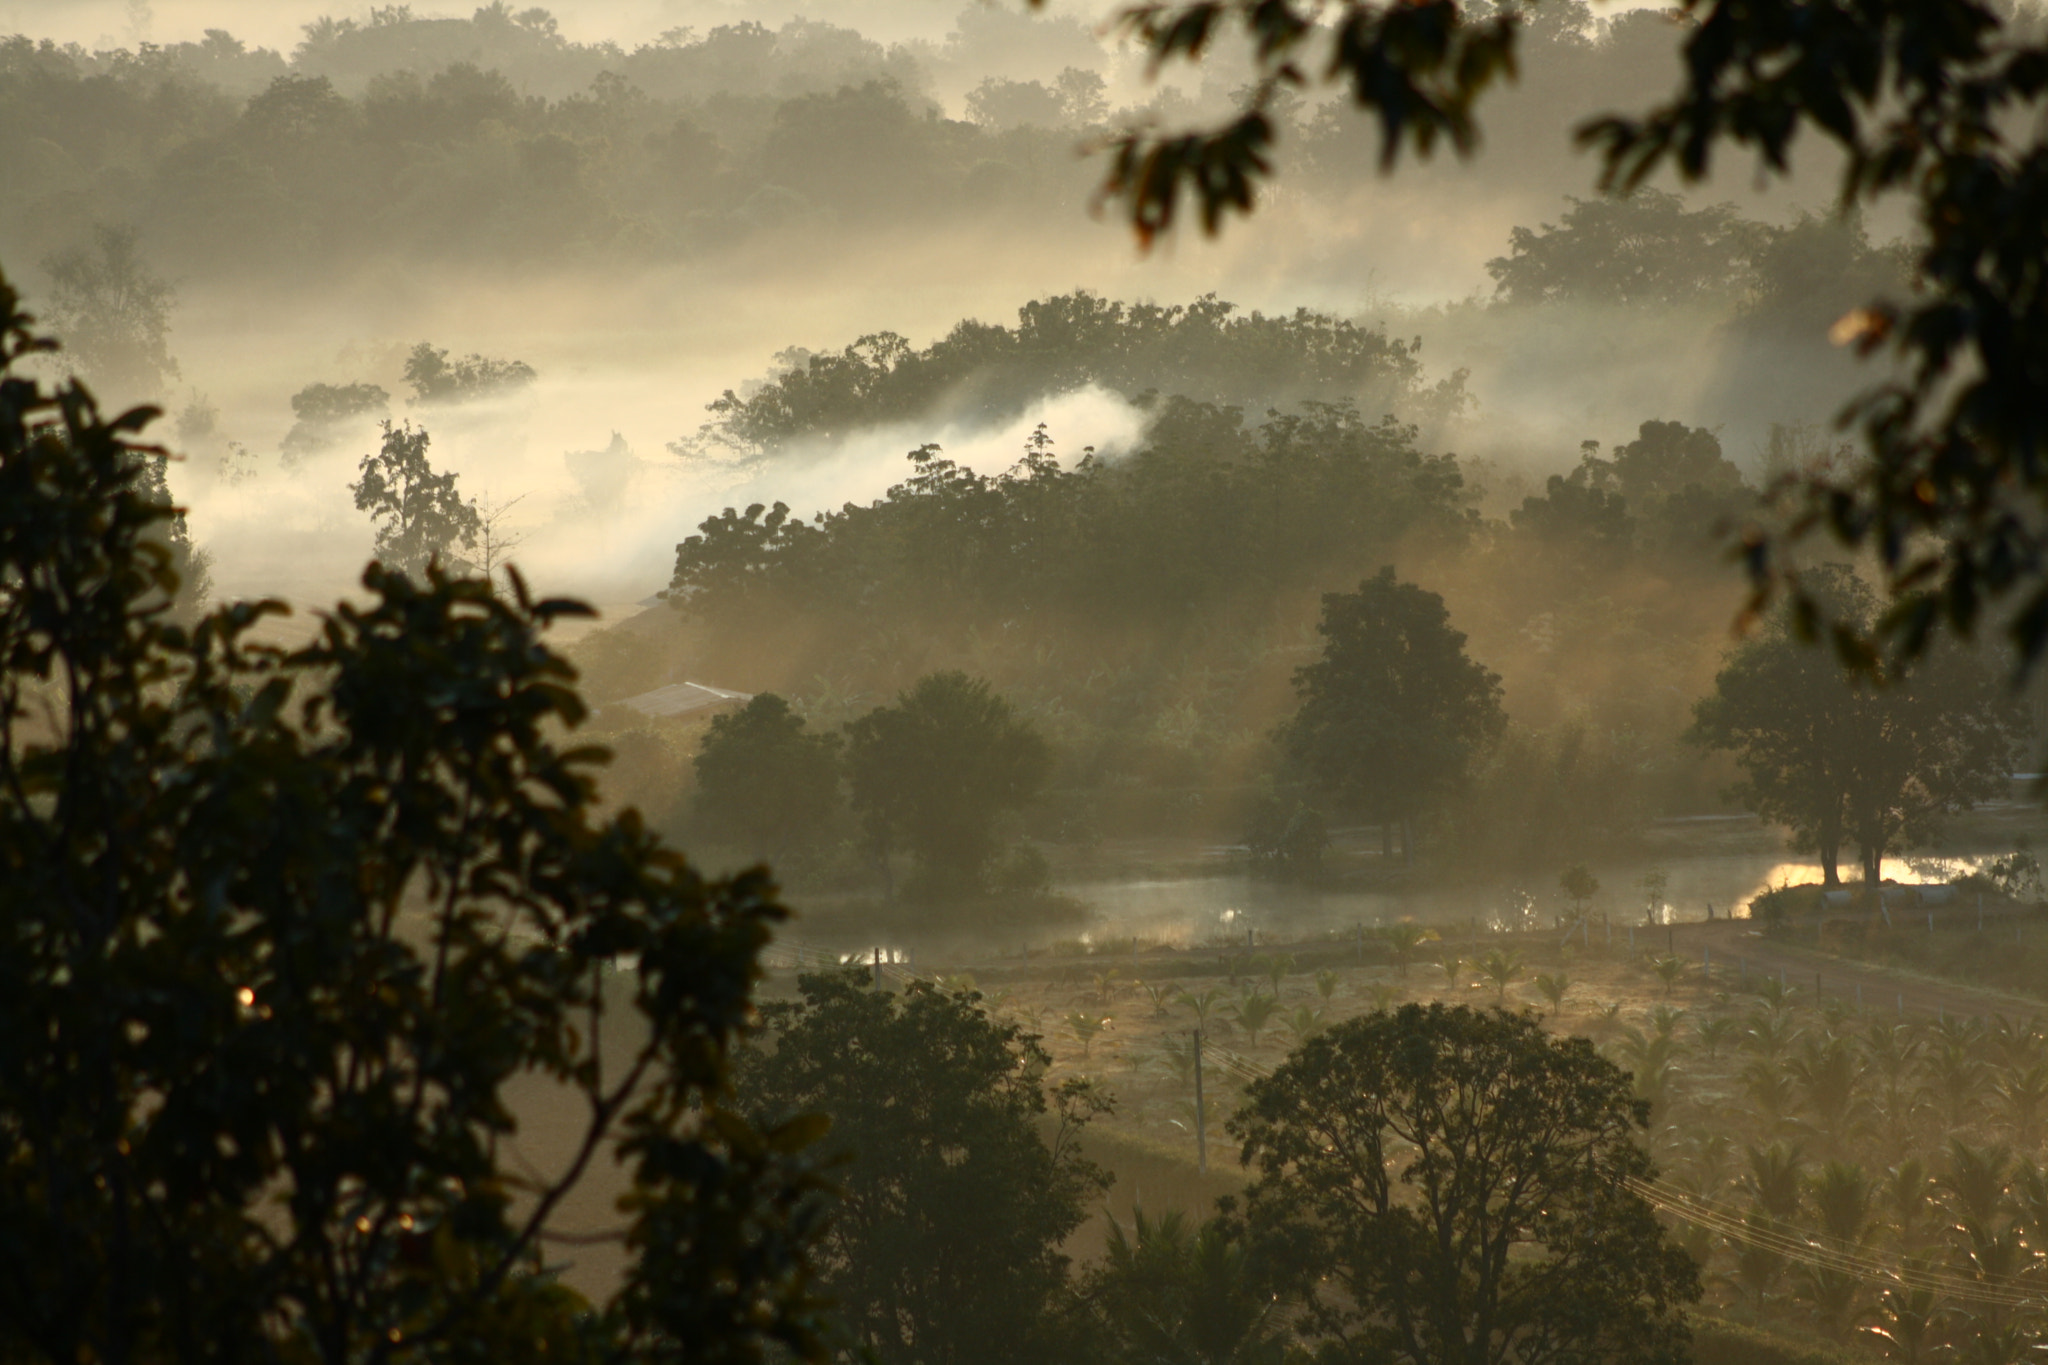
180,372,1146,612
4,0,1908,617
152,187,1884,619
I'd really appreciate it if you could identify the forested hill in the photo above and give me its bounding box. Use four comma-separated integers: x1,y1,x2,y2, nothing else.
0,1,1752,286
575,393,1759,864
685,293,1469,459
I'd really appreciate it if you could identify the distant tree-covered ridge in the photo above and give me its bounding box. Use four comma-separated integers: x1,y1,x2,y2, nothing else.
685,291,1467,459
0,3,1778,291
0,23,1096,277
668,408,1472,635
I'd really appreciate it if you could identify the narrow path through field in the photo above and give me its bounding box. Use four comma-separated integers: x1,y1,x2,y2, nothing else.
1665,918,2044,1022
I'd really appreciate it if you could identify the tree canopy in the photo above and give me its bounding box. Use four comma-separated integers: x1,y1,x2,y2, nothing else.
843,671,1051,900
691,693,843,865
1230,1003,1700,1365
668,409,1471,638
1487,188,1766,307
689,293,1462,460
351,419,483,578
1279,568,1505,858
738,972,1109,1365
1688,566,2028,886
39,224,178,401
1080,1208,1289,1365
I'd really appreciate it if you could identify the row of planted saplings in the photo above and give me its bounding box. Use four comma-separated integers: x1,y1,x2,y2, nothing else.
1602,987,2048,1350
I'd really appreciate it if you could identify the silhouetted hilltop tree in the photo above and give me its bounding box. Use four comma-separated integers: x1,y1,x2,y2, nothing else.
403,341,537,405
351,420,482,577
281,380,389,462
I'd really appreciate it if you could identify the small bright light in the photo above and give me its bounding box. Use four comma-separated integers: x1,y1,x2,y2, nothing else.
355,1216,373,1234
236,987,255,1008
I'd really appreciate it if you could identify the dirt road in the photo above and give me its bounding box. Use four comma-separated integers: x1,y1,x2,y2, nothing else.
1660,917,2045,1023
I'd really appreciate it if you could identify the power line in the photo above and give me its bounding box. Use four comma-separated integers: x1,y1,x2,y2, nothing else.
1627,1177,2042,1310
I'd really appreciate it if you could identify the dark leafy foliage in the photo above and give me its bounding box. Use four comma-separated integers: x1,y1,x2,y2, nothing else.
691,693,843,864
282,380,391,462
844,671,1051,900
1487,188,1769,307
351,419,484,578
0,267,829,1365
1689,564,2029,886
1279,568,1506,846
403,342,538,407
1230,1004,1700,1365
739,972,1111,1365
690,292,1463,460
669,408,1472,636
1080,1208,1290,1365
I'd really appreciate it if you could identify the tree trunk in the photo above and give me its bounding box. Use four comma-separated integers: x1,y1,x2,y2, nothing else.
1862,840,1884,889
1819,845,1840,888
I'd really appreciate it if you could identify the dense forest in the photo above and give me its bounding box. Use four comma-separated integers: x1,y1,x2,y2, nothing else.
571,283,1860,881
0,0,1845,284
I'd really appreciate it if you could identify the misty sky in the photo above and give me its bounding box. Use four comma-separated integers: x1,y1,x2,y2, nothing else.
4,1,1097,58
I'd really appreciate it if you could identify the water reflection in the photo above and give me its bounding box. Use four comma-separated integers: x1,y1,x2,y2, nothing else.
1057,852,1969,948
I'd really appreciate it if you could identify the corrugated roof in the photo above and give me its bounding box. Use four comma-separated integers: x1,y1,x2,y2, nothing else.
618,681,752,719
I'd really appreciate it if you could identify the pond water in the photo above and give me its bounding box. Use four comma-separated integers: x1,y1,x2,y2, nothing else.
1053,848,1970,950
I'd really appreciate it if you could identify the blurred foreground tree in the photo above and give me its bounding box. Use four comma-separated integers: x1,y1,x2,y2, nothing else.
739,971,1110,1365
1231,1004,1699,1365
1081,0,2048,673
352,419,483,577
1278,568,1504,865
844,671,1050,900
0,267,830,1364
692,693,843,863
1689,566,2027,886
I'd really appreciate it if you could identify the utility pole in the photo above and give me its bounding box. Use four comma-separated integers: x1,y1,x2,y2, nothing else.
1193,1027,1207,1173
